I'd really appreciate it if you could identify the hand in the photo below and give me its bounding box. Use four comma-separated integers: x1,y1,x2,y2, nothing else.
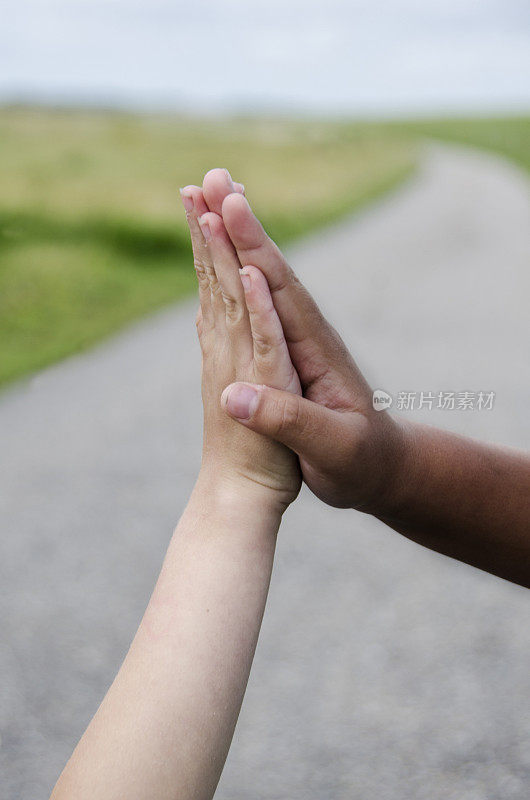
195,169,405,514
180,170,530,589
180,180,302,512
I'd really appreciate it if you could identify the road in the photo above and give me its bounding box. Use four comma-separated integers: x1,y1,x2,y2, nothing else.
1,144,529,799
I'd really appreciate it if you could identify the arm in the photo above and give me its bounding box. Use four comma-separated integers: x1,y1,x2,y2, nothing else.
197,169,530,588
220,380,530,587
378,421,530,587
51,483,282,800
51,182,302,799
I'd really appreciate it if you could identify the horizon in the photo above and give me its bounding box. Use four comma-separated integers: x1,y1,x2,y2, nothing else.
2,99,529,123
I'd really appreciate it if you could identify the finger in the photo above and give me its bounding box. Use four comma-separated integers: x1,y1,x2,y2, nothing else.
180,184,225,321
220,382,356,467
220,193,324,334
198,211,252,363
199,212,247,313
221,192,365,399
180,185,216,326
203,168,245,215
240,266,300,394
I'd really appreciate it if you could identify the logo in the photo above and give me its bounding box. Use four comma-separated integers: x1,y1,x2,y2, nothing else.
372,389,393,411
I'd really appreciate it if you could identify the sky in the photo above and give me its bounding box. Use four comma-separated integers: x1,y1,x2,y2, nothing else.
1,0,529,115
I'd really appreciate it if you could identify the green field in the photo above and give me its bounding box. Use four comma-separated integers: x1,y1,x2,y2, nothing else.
0,108,528,386
395,116,530,174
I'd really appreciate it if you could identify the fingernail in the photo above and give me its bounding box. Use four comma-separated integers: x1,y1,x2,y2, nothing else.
179,189,193,212
224,169,235,190
199,219,211,241
234,182,245,195
239,268,251,292
221,383,259,420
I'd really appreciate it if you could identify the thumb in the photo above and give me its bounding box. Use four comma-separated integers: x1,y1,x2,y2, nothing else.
220,382,354,461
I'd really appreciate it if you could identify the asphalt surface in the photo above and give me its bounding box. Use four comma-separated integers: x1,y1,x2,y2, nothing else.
1,144,529,800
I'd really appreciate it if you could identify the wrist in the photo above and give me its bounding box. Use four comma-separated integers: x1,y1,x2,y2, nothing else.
347,412,413,519
192,468,290,522
372,416,417,520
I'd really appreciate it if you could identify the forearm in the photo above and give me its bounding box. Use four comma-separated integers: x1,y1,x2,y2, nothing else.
51,479,282,800
379,420,530,586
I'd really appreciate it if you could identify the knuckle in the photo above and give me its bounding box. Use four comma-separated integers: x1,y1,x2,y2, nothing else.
193,257,209,284
272,395,302,437
210,277,223,297
224,299,245,326
254,336,272,358
253,329,285,359
222,290,236,312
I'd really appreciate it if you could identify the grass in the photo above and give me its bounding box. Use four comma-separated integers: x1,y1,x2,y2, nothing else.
0,108,415,386
393,115,530,174
0,107,528,387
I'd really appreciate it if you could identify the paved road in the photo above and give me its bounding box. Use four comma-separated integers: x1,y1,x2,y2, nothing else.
1,145,529,800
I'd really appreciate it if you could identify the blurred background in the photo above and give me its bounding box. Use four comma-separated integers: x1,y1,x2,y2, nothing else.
1,0,529,386
0,1,529,799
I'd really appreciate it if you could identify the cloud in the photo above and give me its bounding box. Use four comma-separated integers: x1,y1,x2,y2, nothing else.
1,0,529,113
